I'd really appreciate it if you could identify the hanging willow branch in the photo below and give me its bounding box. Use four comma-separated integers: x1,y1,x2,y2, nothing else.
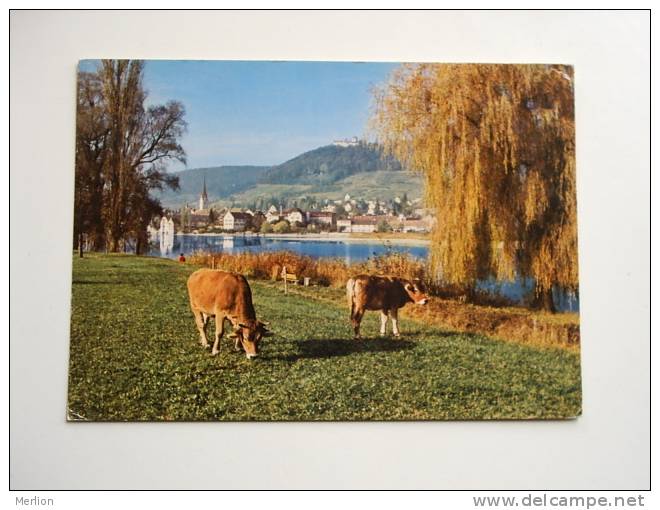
371,64,578,310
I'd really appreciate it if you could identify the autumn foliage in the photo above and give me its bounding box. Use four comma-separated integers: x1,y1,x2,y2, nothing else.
371,64,578,311
188,250,515,308
189,251,423,287
74,60,186,255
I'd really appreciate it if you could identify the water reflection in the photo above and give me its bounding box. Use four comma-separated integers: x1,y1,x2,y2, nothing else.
149,234,429,262
477,277,579,312
158,217,175,255
222,237,234,250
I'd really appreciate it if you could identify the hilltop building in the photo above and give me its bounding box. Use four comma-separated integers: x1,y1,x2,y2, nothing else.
332,136,359,147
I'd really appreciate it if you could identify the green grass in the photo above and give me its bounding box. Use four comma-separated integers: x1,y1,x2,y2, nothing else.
307,170,423,202
209,171,423,208
210,183,310,208
68,254,581,421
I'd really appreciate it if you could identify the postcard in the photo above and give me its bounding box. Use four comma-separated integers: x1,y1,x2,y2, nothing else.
68,60,580,421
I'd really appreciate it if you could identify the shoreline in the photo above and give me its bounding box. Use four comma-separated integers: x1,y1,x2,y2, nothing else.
174,231,431,246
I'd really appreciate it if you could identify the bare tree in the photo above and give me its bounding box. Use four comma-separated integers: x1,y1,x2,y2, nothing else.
94,60,185,252
74,71,109,256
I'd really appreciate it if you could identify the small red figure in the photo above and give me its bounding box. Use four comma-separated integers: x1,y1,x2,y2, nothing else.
178,253,186,263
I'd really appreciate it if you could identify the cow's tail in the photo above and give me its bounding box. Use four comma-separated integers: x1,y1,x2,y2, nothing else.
346,277,356,319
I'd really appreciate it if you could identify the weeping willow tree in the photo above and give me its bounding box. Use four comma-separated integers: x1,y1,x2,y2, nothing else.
371,64,577,312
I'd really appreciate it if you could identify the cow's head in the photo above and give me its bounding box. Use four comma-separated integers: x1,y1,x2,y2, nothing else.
234,320,273,359
403,279,429,305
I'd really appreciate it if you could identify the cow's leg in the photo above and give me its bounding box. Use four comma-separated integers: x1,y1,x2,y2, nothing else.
390,308,401,337
211,315,225,357
192,308,210,348
233,321,242,352
352,308,364,339
379,310,389,336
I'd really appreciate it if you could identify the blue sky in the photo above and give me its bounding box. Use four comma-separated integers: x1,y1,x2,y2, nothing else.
80,60,398,170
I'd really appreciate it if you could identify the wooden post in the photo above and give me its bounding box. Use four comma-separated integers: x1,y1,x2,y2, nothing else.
283,265,287,294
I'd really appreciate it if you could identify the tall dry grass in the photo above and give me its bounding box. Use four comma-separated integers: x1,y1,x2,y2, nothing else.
187,250,515,307
189,250,427,288
186,250,578,347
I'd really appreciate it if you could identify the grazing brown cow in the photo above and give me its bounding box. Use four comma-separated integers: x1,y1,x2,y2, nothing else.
187,269,272,359
346,275,429,339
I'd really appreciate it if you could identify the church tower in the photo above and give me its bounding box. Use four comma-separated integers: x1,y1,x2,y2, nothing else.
199,176,208,210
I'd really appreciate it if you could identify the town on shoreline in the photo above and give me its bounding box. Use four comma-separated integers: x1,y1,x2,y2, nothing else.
150,177,435,243
174,231,430,246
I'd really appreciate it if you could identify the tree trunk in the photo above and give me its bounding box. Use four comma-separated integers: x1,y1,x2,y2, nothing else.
109,233,121,253
78,232,84,258
533,285,556,313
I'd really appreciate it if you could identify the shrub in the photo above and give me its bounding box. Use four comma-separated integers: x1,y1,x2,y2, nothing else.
376,219,392,233
273,220,290,234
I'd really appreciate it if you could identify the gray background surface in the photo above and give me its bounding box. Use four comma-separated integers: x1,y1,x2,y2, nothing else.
9,10,650,489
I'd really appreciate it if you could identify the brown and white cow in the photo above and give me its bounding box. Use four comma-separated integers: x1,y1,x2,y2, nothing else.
346,275,429,338
187,269,272,359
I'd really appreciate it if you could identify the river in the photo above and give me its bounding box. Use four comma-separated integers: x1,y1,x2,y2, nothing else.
150,233,428,263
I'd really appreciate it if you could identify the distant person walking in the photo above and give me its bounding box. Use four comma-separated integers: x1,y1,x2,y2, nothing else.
178,253,186,263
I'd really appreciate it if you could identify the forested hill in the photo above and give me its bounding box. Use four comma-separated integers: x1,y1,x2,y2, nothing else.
258,143,403,185
155,143,407,208
155,165,268,208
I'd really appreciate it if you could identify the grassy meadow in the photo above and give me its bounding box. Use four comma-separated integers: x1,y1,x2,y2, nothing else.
67,254,581,421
